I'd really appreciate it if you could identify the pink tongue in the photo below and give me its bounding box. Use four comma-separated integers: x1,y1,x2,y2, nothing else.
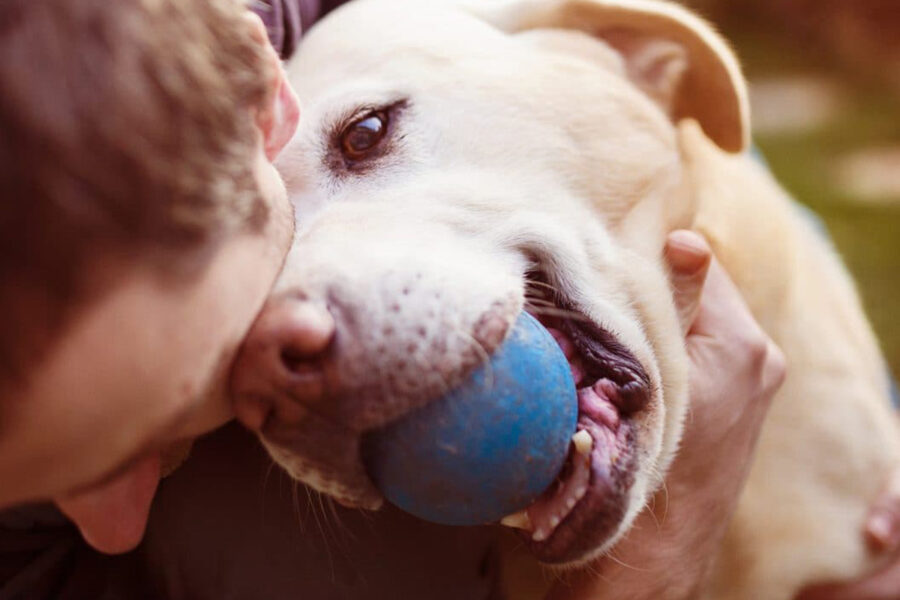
56,453,161,554
578,381,620,429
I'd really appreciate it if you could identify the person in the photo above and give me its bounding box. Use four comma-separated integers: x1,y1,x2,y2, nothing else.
0,0,299,556
0,0,896,598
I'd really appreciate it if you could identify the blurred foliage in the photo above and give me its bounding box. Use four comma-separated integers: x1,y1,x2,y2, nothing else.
694,8,900,379
686,0,900,94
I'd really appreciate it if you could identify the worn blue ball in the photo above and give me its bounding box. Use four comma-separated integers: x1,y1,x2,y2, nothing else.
363,312,578,526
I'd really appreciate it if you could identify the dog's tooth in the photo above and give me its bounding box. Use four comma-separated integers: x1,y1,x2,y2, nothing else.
500,511,532,531
532,528,549,542
566,497,577,510
575,485,588,499
572,430,592,456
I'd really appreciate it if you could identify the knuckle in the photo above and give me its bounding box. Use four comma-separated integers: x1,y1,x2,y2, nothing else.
760,342,788,398
739,333,787,399
741,330,771,365
766,342,788,377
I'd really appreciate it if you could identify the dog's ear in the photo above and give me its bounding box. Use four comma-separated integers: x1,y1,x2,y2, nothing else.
465,0,749,153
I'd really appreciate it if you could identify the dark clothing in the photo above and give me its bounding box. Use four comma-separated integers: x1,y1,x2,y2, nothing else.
252,0,348,60
0,506,151,600
0,426,502,600
252,0,315,60
137,425,502,600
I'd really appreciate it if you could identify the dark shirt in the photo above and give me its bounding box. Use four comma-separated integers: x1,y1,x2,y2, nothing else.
252,0,349,60
0,505,151,600
0,426,502,600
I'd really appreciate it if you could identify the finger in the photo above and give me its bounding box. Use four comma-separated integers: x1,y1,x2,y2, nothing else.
665,230,712,333
866,466,900,553
759,339,788,403
794,560,900,600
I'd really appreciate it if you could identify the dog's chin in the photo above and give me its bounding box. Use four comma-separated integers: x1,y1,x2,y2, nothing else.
507,276,654,565
257,270,657,565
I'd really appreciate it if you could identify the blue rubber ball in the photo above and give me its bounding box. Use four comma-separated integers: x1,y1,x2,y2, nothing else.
363,312,578,526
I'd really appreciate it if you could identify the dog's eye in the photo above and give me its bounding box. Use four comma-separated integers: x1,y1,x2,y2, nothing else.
341,111,388,159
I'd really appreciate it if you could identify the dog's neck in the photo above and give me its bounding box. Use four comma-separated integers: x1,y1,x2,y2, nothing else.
677,121,798,334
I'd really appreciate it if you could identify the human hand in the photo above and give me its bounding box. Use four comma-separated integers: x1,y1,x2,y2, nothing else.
547,230,787,600
794,466,900,600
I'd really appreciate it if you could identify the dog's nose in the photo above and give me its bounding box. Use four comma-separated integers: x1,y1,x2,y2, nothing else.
231,296,336,431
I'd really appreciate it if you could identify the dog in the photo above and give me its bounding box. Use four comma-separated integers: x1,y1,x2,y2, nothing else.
230,0,900,597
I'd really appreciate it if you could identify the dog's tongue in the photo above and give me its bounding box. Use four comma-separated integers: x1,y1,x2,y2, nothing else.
56,453,161,555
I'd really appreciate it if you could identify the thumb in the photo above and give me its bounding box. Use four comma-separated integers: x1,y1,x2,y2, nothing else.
665,230,712,333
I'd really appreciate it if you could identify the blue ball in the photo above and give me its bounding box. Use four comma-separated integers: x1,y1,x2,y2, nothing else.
363,312,578,525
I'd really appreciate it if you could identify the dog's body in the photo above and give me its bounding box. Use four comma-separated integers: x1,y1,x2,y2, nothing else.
236,0,900,597
655,126,898,598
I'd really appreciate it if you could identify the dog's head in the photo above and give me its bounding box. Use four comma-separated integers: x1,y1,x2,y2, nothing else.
231,0,748,565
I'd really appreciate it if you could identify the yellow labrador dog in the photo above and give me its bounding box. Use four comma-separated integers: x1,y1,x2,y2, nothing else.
231,0,900,597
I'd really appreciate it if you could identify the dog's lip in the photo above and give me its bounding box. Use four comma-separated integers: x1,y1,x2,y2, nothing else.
559,316,652,415
518,411,637,564
510,292,649,563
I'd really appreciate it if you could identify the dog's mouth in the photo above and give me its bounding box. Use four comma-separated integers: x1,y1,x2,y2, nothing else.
501,273,652,564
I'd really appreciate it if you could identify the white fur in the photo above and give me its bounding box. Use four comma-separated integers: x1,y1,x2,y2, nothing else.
261,1,900,597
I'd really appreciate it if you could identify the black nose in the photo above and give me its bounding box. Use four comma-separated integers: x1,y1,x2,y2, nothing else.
231,295,336,431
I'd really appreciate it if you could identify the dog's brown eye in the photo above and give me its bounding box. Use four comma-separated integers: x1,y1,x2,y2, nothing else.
341,111,388,159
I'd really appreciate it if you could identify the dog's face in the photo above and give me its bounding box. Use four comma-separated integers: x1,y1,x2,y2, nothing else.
232,0,748,565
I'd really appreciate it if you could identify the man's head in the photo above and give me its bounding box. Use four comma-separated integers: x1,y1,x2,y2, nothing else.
0,0,299,552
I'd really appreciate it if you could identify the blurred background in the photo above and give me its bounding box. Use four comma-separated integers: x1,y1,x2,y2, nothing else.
682,0,900,381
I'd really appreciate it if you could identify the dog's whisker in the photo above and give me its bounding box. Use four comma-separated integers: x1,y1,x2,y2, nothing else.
645,494,663,533
524,305,593,323
304,485,337,581
261,459,278,505
523,297,557,308
658,481,670,527
318,490,350,556
290,481,308,533
524,278,560,293
324,496,358,543
604,548,647,573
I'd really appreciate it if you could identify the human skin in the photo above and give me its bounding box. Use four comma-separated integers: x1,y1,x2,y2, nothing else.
5,4,897,590
0,13,300,555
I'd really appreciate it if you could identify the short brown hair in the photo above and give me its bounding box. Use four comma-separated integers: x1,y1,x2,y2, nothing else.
0,0,276,387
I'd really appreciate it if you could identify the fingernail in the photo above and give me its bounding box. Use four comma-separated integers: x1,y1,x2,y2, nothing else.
666,231,710,275
866,510,900,552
